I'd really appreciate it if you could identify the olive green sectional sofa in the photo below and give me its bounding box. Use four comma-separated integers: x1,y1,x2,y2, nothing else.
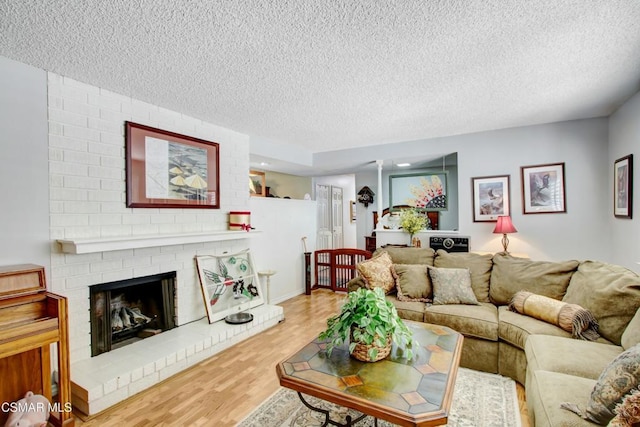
347,246,640,427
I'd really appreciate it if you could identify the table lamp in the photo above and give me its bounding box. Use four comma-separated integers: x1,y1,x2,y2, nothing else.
493,216,517,253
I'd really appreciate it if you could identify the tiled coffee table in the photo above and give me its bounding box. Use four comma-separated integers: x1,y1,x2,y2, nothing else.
276,321,463,426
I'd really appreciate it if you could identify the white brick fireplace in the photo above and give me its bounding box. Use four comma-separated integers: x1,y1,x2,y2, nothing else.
46,74,284,415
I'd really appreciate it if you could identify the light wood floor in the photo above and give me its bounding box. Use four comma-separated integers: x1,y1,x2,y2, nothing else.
75,290,530,426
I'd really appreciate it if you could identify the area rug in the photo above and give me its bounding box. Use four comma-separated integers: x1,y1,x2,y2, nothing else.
238,368,521,426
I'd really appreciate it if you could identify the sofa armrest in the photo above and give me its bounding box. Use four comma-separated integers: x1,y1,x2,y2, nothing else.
346,277,366,292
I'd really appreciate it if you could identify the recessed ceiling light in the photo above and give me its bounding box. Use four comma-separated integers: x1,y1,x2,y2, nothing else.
260,162,270,166
397,163,411,167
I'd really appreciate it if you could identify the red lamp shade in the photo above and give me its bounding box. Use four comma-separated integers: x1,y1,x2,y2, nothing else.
493,216,517,252
493,216,517,234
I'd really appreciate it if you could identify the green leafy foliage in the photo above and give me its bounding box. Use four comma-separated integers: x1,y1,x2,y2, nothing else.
318,287,416,361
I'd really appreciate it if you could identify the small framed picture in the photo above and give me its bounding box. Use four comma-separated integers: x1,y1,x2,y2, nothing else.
249,170,266,197
521,162,566,214
471,175,510,222
614,154,633,218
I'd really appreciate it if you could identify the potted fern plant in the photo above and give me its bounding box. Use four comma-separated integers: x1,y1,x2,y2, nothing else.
319,287,416,362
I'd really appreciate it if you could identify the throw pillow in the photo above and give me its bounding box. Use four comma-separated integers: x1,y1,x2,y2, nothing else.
621,308,640,350
434,249,493,302
356,251,395,294
563,261,640,346
609,386,640,427
509,291,600,341
561,343,640,424
392,264,431,302
489,253,579,305
427,266,479,305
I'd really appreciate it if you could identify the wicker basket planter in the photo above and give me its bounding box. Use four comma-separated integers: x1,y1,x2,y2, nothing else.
319,287,415,363
350,327,392,362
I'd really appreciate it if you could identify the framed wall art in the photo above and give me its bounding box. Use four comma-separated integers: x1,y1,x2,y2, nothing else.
195,249,264,323
614,154,633,219
125,121,220,208
471,175,510,222
389,171,448,211
249,170,266,197
521,162,566,214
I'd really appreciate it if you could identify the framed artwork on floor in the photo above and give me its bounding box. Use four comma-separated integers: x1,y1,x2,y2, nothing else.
195,249,264,323
614,154,633,218
521,162,566,214
125,121,220,208
471,175,510,222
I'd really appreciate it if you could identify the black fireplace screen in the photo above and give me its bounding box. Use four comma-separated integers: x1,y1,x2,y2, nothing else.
90,272,176,357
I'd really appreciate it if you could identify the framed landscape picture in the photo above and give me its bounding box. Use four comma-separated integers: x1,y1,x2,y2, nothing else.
472,175,510,222
125,121,220,208
614,154,633,218
521,162,566,214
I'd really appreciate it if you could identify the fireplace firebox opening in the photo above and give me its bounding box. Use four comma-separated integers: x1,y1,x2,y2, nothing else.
90,272,176,357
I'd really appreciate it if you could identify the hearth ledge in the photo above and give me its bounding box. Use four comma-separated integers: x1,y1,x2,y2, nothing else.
57,230,261,254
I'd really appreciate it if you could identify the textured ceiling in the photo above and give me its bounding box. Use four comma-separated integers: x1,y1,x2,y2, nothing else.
2,1,640,171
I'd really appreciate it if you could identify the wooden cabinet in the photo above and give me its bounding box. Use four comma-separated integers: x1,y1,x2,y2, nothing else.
365,235,377,253
0,264,74,427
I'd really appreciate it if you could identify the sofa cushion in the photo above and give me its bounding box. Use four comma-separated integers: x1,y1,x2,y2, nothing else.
424,302,498,341
525,334,622,381
392,264,431,302
428,266,479,305
560,343,640,425
622,307,640,350
374,247,436,265
384,294,427,323
356,251,395,294
433,250,493,302
498,306,572,350
563,260,640,346
509,290,600,340
489,253,579,305
528,370,598,427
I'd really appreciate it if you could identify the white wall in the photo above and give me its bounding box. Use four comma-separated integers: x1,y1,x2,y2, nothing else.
313,174,357,248
0,57,50,272
248,197,316,303
354,119,610,262
609,90,640,271
46,72,252,362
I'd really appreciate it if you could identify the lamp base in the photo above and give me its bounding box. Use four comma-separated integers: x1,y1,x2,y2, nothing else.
501,234,510,253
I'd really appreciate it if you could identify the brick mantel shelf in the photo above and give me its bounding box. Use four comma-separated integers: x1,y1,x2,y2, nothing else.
57,230,261,254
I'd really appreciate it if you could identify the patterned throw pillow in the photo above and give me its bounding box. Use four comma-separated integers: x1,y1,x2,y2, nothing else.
427,266,479,305
356,251,395,294
561,343,640,424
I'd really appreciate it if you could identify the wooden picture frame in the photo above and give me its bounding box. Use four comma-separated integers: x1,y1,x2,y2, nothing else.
195,250,264,323
249,170,266,197
125,122,219,208
389,171,448,211
614,154,633,218
471,175,510,222
521,162,566,214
